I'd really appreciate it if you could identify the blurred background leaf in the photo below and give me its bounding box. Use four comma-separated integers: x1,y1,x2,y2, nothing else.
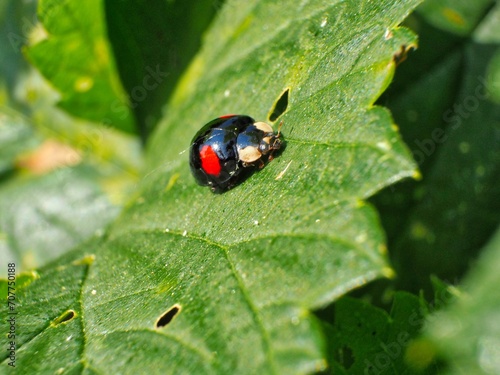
323,292,437,374
417,0,493,36
372,0,500,295
0,0,423,373
0,0,141,276
424,226,500,375
1,0,499,373
25,0,136,133
104,0,219,141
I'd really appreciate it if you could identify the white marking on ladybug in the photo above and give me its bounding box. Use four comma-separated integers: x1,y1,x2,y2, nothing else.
238,145,262,163
190,115,283,192
261,136,273,150
253,121,274,133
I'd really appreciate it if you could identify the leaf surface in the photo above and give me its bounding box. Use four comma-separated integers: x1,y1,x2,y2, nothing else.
325,293,435,374
104,0,218,139
424,227,500,375
25,0,135,132
0,2,141,275
0,0,421,373
373,1,500,292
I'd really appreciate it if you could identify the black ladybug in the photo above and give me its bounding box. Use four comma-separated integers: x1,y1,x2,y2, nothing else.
189,115,282,193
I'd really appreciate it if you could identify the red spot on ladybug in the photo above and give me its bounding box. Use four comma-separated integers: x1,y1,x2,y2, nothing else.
189,115,282,193
199,145,221,177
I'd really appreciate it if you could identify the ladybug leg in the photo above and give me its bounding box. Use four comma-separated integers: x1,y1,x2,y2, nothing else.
242,160,265,169
269,139,281,159
269,120,283,162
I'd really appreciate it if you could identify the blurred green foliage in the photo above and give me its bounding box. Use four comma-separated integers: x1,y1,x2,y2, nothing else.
0,0,499,374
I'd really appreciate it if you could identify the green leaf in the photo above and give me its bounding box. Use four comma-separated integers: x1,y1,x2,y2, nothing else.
104,0,218,139
0,108,38,175
0,165,121,278
473,2,500,44
0,0,421,373
325,292,434,374
0,0,37,106
0,255,92,373
373,3,500,293
0,4,140,277
424,226,500,374
417,0,493,36
25,0,135,133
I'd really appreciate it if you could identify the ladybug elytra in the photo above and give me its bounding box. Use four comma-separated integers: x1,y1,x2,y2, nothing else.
189,115,282,193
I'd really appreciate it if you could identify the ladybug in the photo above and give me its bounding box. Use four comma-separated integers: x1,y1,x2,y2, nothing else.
189,115,282,193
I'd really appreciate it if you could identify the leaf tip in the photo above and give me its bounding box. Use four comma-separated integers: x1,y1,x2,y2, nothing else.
164,173,180,192
72,254,96,266
382,266,396,279
392,43,417,66
412,170,422,180
404,338,438,371
74,76,94,93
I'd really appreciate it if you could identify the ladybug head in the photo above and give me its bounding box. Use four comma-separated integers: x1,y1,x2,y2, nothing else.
255,121,282,157
237,121,282,166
